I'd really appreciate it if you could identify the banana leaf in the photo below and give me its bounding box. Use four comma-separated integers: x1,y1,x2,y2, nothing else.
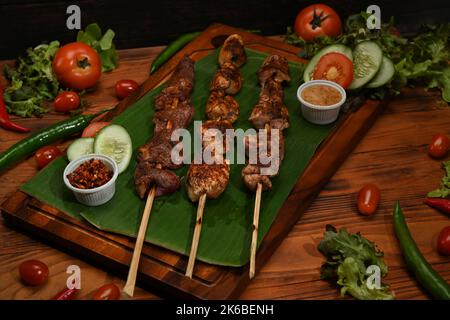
21,49,334,266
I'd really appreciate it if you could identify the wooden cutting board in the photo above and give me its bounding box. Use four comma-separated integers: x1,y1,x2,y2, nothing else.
0,24,388,299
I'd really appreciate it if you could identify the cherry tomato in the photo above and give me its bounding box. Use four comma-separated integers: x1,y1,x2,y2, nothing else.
115,79,139,99
428,133,450,159
54,91,80,112
437,226,450,256
92,283,121,300
51,287,78,300
313,52,354,88
81,122,110,138
53,42,101,90
294,4,342,41
19,260,49,286
35,146,62,169
357,184,380,216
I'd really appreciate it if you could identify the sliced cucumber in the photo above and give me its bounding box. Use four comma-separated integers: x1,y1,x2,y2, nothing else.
348,41,383,90
303,44,353,83
94,124,132,174
366,56,395,88
67,138,94,162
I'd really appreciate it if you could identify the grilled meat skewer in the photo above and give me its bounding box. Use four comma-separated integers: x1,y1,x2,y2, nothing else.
134,56,195,199
249,55,290,130
242,54,290,279
185,34,246,278
243,55,290,193
125,56,196,297
186,34,246,203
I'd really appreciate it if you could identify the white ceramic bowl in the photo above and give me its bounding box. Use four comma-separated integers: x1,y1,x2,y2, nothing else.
63,154,119,206
297,80,346,125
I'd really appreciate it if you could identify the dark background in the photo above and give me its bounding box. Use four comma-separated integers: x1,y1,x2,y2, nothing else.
0,0,449,59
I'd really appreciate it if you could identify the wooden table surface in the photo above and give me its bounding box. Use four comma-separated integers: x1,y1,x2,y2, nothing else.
0,38,449,300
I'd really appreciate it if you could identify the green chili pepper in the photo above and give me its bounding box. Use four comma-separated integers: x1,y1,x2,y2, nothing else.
393,201,450,300
0,109,112,172
150,29,262,74
150,32,201,74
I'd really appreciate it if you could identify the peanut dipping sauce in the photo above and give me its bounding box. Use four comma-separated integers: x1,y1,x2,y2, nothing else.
301,84,342,106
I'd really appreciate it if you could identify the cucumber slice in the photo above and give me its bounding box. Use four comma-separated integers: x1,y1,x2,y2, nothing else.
366,56,395,88
303,44,353,82
349,41,383,90
67,138,94,162
94,124,132,174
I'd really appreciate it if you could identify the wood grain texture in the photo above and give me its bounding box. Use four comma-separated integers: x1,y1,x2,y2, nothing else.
0,29,449,299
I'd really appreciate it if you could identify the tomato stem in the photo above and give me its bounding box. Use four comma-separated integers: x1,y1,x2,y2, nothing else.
310,8,330,30
77,57,91,69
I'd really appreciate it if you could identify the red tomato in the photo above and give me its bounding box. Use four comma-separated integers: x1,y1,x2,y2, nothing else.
54,91,80,112
53,42,101,90
428,133,450,159
115,79,139,99
81,122,110,138
51,287,78,300
437,226,450,256
313,52,354,88
35,146,62,169
19,260,49,286
92,283,121,300
294,4,342,41
357,184,380,216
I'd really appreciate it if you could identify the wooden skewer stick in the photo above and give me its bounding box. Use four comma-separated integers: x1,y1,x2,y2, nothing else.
249,182,262,279
185,193,207,278
124,121,171,296
249,123,271,279
123,186,156,297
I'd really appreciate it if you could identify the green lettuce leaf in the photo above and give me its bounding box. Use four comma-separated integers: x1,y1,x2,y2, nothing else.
428,160,450,198
77,23,119,72
318,225,394,300
337,257,394,300
3,40,60,117
438,67,450,102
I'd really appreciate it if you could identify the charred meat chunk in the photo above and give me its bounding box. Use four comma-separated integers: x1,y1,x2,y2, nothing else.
218,34,246,68
249,79,289,130
244,129,285,164
154,56,195,110
153,100,194,135
258,55,290,84
206,90,239,124
134,162,181,198
210,62,243,95
241,164,272,192
186,163,230,202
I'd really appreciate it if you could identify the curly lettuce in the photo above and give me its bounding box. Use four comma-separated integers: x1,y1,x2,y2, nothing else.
428,160,450,198
3,41,60,117
318,224,394,300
